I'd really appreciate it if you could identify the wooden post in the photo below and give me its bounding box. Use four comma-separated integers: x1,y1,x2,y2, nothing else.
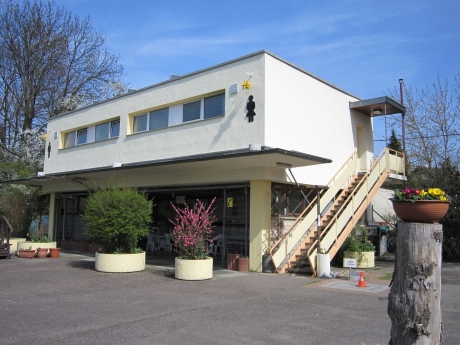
388,222,443,344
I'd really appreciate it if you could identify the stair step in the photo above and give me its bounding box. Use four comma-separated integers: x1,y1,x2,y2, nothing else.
285,267,314,275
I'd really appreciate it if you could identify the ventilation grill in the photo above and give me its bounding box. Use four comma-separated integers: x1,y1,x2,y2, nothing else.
230,84,238,94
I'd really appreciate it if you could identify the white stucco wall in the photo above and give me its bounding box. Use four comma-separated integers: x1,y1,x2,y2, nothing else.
45,54,266,174
264,55,374,186
372,189,395,222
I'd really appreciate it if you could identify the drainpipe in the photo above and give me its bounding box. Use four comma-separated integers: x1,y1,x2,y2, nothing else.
399,79,407,186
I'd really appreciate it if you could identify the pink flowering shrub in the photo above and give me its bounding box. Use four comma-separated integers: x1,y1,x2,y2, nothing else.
169,198,216,260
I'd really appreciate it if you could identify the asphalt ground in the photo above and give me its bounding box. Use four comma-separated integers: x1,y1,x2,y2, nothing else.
1,253,459,345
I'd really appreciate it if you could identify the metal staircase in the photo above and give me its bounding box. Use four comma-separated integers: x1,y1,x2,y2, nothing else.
269,148,405,275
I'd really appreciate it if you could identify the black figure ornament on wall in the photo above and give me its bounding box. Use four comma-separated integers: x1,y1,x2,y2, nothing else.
48,142,51,158
246,95,256,123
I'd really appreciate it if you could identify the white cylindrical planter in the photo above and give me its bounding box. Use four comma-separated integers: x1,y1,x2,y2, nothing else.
317,253,331,277
175,257,213,280
7,238,26,253
95,252,145,273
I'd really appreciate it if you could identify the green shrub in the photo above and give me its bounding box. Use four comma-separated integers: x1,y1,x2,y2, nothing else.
82,184,152,254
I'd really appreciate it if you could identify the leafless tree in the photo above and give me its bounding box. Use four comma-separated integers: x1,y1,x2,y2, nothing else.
388,75,460,186
0,0,125,179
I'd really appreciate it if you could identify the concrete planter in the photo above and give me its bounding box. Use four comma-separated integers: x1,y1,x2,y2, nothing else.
17,241,56,256
95,252,145,273
7,238,26,253
344,251,375,268
175,257,213,280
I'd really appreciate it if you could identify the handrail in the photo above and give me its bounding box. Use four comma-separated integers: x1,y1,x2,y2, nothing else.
325,150,358,187
269,194,319,258
1,216,13,246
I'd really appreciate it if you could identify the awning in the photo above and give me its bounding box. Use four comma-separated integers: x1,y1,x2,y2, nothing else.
350,96,405,117
1,146,332,191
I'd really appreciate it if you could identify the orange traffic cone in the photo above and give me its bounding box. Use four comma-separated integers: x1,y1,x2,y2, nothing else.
357,271,367,288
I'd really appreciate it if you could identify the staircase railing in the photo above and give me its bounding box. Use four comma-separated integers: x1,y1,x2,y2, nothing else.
307,148,404,272
1,215,13,249
269,151,359,272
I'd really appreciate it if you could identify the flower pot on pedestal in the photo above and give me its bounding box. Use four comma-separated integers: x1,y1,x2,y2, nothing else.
392,200,450,223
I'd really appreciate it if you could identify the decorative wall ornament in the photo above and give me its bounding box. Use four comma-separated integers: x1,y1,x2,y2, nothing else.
48,142,51,158
246,95,256,123
241,80,251,90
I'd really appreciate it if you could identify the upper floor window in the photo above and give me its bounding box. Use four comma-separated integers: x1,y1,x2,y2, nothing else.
63,118,119,148
76,128,87,145
204,94,225,119
64,131,76,148
133,114,148,133
183,100,201,122
149,108,169,130
95,120,120,141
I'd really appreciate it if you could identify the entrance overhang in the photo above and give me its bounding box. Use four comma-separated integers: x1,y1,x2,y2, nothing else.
350,96,405,117
1,147,332,192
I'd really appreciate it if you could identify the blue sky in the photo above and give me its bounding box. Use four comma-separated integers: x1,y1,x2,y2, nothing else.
55,0,459,154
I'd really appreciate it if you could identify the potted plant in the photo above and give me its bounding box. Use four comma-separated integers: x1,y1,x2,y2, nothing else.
392,187,451,223
169,198,216,280
49,247,61,258
343,225,376,268
82,183,152,273
18,246,35,258
17,235,57,256
36,247,48,258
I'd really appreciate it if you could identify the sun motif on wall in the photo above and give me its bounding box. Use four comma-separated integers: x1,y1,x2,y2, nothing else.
241,80,251,90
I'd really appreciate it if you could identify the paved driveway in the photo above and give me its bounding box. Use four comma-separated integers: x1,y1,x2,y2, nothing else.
1,253,459,345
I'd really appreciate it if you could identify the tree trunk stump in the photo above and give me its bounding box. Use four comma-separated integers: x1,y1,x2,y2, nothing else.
388,222,443,344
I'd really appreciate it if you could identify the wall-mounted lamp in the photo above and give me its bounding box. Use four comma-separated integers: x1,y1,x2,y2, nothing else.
276,162,292,168
54,131,58,139
245,72,253,76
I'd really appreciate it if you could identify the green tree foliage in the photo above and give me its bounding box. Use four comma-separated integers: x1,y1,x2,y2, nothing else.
82,184,152,254
0,185,47,236
387,129,402,153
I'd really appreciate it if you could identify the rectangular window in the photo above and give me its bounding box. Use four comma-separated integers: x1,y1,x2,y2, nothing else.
64,131,76,148
183,100,201,122
204,94,225,119
149,108,169,130
76,128,87,145
133,114,148,132
95,122,110,141
110,120,120,137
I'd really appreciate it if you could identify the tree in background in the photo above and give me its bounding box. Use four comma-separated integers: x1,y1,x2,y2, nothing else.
389,75,460,260
387,129,403,153
0,0,125,181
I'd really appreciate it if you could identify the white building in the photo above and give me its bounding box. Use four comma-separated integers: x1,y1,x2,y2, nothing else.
11,50,406,273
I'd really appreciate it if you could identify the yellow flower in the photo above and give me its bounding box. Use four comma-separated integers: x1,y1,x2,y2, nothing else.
420,190,427,197
440,195,447,201
241,80,251,90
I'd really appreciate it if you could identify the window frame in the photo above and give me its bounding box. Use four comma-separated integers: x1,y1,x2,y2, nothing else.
76,128,87,145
